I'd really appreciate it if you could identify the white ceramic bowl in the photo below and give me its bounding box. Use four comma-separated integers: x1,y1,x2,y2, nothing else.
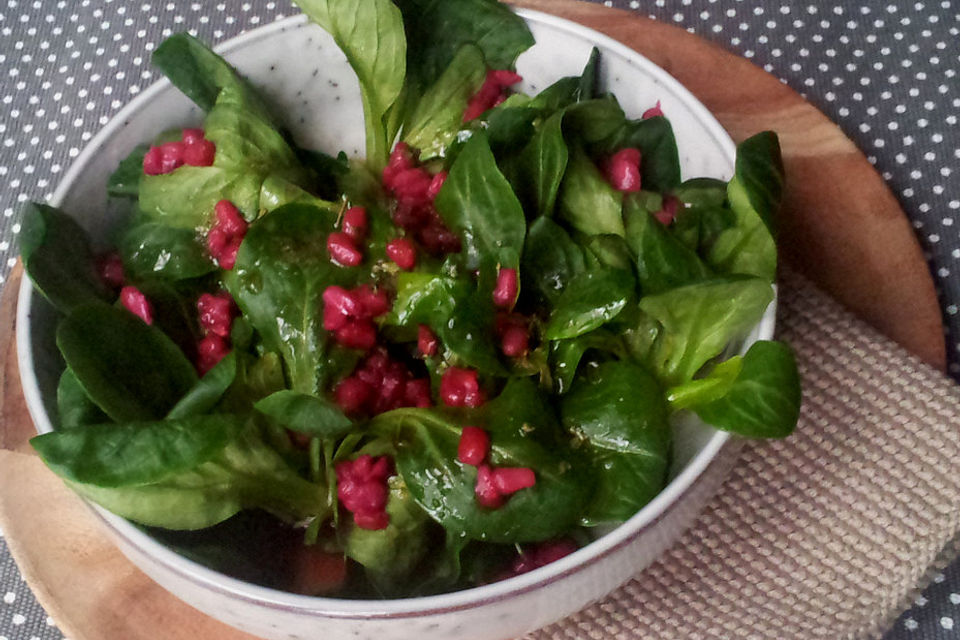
17,10,774,640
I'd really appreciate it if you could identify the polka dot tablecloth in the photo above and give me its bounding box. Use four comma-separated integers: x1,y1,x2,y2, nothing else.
0,0,957,638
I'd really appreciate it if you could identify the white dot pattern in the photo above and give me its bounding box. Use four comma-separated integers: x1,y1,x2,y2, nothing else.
0,1,957,639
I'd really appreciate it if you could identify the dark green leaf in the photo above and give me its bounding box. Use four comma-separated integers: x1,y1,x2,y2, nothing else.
576,47,600,102
622,194,711,294
32,414,241,487
435,130,527,272
225,204,352,395
639,277,774,385
731,131,784,236
560,361,669,525
520,217,586,307
515,111,568,217
152,32,272,119
254,390,352,439
395,0,533,89
402,44,486,160
694,340,801,438
107,144,149,198
57,304,198,422
548,329,622,395
56,367,108,429
20,203,110,313
118,222,216,281
557,145,624,236
543,267,634,340
167,352,238,419
602,115,682,193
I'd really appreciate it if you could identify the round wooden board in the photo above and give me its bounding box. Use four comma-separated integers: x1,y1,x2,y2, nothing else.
0,3,946,640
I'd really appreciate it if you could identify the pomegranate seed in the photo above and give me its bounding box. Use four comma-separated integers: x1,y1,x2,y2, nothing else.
96,252,125,289
288,429,313,450
158,141,186,174
181,128,205,144
206,226,228,260
642,100,664,119
506,540,578,578
492,268,518,308
119,286,154,325
391,168,433,205
197,291,234,338
386,237,417,271
605,148,642,193
427,171,447,200
500,323,529,357
197,333,230,374
654,195,680,226
323,285,359,318
376,365,406,412
336,455,393,529
342,206,368,242
404,378,432,408
475,464,504,508
327,232,363,267
417,324,438,357
488,69,523,86
492,467,536,494
334,319,377,350
334,377,373,414
383,142,417,188
458,426,490,466
440,367,485,408
142,146,166,175
355,285,390,318
218,236,242,270
183,139,216,166
214,200,247,236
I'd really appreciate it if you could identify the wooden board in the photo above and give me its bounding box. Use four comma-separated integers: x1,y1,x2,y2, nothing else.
0,3,946,639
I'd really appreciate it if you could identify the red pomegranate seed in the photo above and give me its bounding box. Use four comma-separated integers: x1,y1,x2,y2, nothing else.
342,206,368,242
533,539,578,565
427,171,447,200
96,252,125,289
327,232,363,267
322,286,359,323
386,237,417,271
158,141,186,174
492,467,536,494
119,286,154,325
355,285,390,318
181,128,205,144
197,291,235,338
654,195,680,226
642,100,664,119
376,364,407,412
464,70,523,122
197,333,230,374
206,226,228,260
492,268,518,309
334,377,373,415
391,168,433,205
383,142,417,188
214,200,247,236
334,319,377,350
142,146,166,175
183,139,216,166
605,148,642,192
488,69,523,86
500,323,529,357
458,426,490,466
218,236,242,271
440,367,484,408
336,455,393,530
475,464,504,508
404,378,432,408
417,324,438,357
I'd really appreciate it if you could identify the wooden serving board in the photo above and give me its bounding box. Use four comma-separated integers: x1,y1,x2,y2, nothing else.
0,2,946,640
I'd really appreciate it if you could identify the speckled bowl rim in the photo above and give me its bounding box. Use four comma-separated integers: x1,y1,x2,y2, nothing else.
16,8,774,619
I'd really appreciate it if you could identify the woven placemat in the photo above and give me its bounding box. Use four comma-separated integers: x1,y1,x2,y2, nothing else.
523,268,960,640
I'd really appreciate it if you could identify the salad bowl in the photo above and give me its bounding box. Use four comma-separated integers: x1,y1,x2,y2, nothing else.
16,7,775,640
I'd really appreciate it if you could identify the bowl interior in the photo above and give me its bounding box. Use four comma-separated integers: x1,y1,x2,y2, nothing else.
17,9,766,612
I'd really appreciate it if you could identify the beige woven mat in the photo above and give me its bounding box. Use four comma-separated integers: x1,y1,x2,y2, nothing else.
526,269,960,640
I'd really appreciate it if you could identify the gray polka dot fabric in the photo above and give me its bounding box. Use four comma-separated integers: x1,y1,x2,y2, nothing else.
0,1,957,638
